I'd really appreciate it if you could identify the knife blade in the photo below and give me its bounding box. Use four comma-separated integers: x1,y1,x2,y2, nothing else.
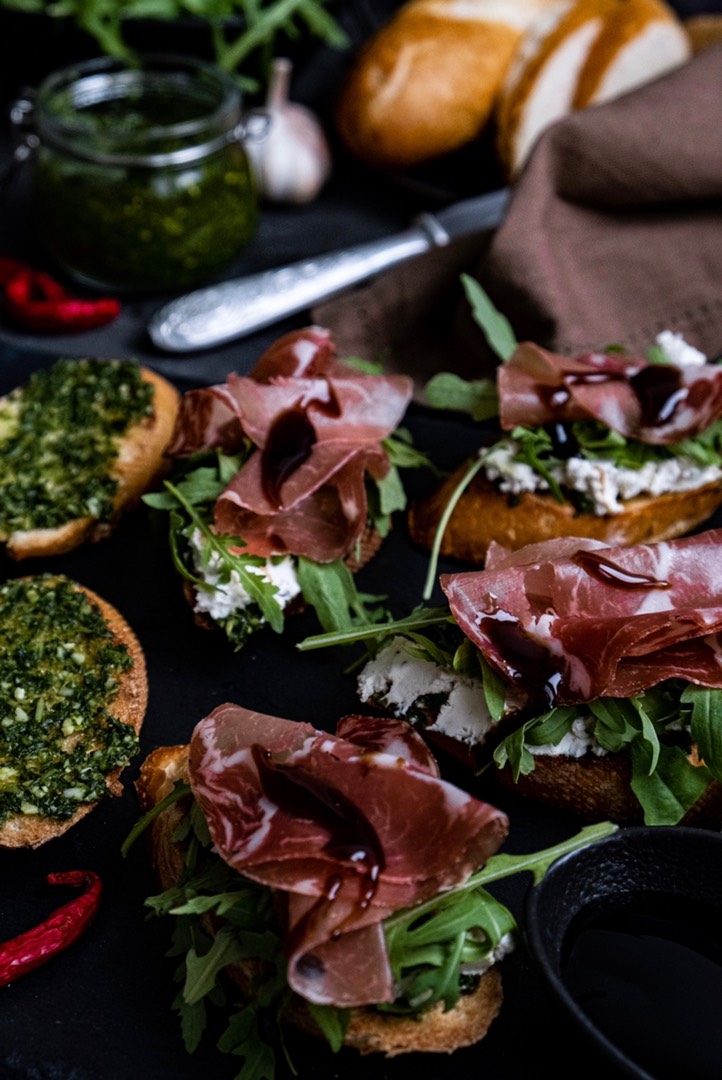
148,186,509,353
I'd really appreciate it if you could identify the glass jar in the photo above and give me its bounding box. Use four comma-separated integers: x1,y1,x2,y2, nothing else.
22,54,258,293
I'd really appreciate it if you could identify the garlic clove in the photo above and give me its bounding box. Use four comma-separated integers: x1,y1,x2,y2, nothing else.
246,57,332,205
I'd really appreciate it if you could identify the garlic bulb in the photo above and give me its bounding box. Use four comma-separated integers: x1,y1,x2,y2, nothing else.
246,58,332,204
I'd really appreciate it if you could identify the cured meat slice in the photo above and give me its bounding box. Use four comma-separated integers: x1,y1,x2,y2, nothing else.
189,703,509,1007
164,326,413,561
442,530,722,706
498,341,722,444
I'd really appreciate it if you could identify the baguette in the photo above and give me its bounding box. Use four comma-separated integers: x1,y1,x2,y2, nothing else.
334,0,556,169
136,738,506,1060
0,358,180,560
408,464,722,564
496,0,690,177
0,575,147,848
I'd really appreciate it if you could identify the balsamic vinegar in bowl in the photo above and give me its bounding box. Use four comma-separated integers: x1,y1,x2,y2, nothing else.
525,826,722,1080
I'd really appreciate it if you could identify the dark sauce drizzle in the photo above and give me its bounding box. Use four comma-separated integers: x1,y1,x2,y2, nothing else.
478,610,563,708
574,549,671,590
540,361,688,429
251,744,385,910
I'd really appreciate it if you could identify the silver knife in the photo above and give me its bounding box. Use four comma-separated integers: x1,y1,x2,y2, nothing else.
148,187,509,353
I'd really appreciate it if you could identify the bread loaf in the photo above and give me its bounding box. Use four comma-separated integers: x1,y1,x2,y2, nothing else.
335,0,557,169
496,0,691,176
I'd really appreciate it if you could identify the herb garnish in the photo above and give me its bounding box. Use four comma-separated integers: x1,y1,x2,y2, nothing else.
10,0,349,92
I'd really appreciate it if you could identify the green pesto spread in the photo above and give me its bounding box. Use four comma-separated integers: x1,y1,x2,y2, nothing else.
0,358,154,534
0,575,139,824
34,139,256,292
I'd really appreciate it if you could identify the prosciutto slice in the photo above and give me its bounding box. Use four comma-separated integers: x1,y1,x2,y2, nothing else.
166,327,413,561
189,704,509,1007
498,341,722,444
441,530,722,706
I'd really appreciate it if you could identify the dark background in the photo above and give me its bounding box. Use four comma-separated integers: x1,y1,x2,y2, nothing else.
0,3,721,1078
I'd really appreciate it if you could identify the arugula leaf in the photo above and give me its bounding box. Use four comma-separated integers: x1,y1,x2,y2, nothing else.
683,683,722,779
217,1008,276,1080
296,556,374,634
423,372,499,420
421,450,491,600
629,740,712,826
460,274,518,362
297,605,454,652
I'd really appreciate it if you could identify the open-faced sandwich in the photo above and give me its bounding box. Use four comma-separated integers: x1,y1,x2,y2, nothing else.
301,529,722,828
0,356,179,559
131,701,613,1074
145,325,424,649
0,574,147,848
409,278,722,570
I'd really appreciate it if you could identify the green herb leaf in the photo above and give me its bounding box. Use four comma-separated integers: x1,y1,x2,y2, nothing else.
460,273,518,362
423,372,499,420
629,740,712,826
683,683,722,779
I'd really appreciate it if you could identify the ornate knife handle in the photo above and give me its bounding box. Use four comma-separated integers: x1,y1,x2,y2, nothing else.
148,214,448,353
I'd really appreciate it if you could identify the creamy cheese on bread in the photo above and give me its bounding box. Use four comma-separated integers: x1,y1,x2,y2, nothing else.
358,637,494,747
190,530,301,621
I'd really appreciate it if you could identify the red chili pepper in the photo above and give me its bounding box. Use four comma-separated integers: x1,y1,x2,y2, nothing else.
0,256,120,333
0,871,102,987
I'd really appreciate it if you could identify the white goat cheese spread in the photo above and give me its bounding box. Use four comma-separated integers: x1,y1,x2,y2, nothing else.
529,715,607,758
190,529,301,621
357,638,494,747
483,333,720,515
656,329,707,367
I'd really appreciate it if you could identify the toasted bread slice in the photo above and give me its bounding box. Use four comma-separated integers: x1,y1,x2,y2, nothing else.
137,744,504,1057
1,362,180,560
494,752,722,827
0,577,147,848
408,463,722,564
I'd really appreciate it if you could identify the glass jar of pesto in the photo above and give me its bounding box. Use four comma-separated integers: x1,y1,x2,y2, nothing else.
26,54,258,292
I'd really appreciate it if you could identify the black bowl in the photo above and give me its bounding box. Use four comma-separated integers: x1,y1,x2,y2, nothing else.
525,826,722,1080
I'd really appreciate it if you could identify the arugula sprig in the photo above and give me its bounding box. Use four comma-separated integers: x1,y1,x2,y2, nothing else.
131,784,615,1078
145,445,427,648
16,0,349,93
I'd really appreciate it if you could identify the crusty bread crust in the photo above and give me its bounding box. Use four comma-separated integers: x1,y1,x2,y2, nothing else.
0,582,148,849
136,744,504,1056
4,365,180,561
335,0,554,169
494,752,722,827
408,462,722,564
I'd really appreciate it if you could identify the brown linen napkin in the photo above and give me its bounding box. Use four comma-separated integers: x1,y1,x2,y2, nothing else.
315,43,722,388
